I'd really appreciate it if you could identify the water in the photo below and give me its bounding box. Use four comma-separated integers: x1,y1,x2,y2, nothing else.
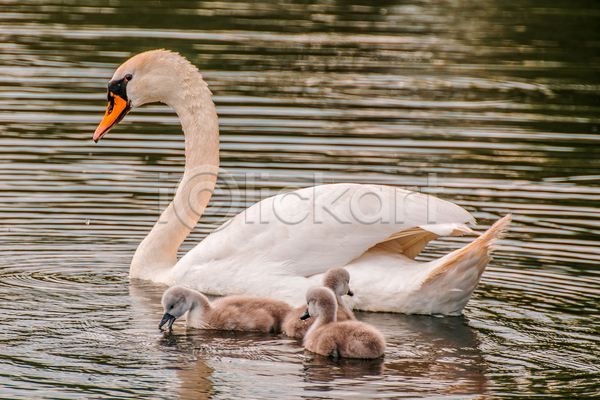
1,0,599,398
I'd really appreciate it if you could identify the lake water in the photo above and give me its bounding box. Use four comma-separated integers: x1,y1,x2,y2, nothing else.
1,0,599,398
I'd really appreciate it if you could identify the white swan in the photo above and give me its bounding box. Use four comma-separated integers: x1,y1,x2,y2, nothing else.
301,287,385,359
93,49,510,315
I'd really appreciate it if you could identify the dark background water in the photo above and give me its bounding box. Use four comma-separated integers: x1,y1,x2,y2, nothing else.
0,0,599,398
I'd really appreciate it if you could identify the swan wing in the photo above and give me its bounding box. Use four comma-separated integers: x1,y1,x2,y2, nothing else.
174,183,474,280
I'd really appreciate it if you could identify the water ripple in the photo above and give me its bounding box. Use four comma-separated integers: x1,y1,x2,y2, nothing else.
1,0,600,398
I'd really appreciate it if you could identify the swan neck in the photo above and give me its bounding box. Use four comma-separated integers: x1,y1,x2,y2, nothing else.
316,302,338,326
187,291,211,326
335,294,351,313
306,311,336,339
323,311,337,324
130,71,219,282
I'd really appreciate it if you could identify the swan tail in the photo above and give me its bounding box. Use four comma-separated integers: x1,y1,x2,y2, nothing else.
415,214,511,315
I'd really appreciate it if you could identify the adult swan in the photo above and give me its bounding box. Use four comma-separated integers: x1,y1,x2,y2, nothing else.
93,50,510,315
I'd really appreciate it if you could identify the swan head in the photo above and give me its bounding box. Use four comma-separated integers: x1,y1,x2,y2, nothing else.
159,285,197,330
94,49,202,142
300,287,338,321
323,267,354,297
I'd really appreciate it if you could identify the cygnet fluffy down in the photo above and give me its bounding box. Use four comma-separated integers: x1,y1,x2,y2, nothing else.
159,285,291,332
282,267,355,338
302,287,385,359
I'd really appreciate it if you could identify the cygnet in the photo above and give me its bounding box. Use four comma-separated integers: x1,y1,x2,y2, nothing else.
302,287,385,359
282,267,355,338
159,285,291,332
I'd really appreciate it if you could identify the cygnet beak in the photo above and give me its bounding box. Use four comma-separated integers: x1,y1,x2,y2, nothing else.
300,309,311,320
347,288,354,296
159,312,176,330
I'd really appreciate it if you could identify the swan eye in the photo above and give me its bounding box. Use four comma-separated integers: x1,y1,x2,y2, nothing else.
125,74,133,81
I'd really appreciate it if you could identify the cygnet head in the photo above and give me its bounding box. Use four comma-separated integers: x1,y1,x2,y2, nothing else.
300,287,338,321
159,285,197,330
94,50,202,142
323,267,354,297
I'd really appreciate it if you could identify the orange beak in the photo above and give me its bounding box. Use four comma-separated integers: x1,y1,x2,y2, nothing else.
93,93,131,143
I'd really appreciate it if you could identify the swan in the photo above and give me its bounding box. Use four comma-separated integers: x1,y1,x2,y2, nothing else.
301,287,386,359
159,285,291,331
93,49,511,315
282,267,355,338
